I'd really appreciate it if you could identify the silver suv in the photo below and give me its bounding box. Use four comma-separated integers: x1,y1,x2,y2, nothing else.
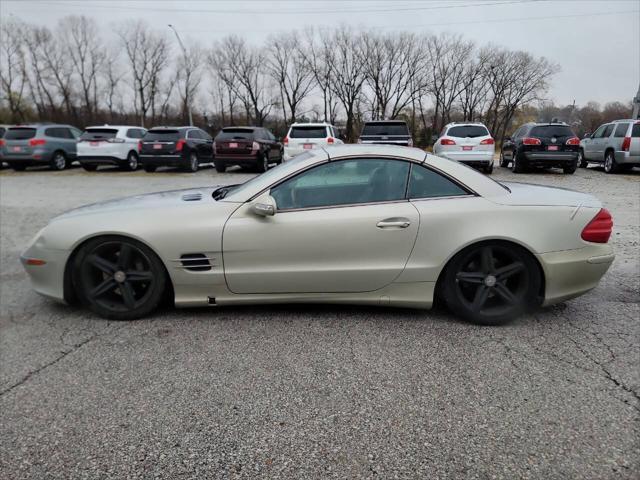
579,119,640,173
1,124,82,171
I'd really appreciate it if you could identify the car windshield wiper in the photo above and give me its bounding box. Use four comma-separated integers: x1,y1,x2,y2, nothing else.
212,184,239,200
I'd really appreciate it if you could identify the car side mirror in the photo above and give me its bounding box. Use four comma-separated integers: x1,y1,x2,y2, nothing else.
582,133,590,139
250,194,276,217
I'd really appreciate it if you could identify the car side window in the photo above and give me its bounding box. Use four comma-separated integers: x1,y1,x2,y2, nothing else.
408,164,469,199
602,124,615,138
265,130,275,141
271,158,410,211
592,125,607,138
126,128,143,139
613,123,629,138
512,127,524,139
45,127,67,138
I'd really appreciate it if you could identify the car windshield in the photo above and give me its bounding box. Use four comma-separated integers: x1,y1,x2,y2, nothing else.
530,125,574,138
216,128,255,140
80,129,118,140
144,130,180,141
289,126,327,138
447,125,489,138
5,128,37,140
222,152,316,201
361,122,409,136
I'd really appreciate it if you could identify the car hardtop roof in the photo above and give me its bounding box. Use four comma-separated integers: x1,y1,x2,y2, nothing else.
527,121,570,126
289,122,332,127
610,119,637,123
222,126,260,130
445,121,487,127
85,125,147,130
148,126,196,131
363,120,408,124
10,122,68,128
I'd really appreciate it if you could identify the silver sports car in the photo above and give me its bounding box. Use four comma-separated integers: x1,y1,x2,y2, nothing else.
21,145,614,325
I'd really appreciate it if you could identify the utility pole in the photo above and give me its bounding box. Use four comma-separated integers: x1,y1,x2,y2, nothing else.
168,24,194,126
633,82,640,120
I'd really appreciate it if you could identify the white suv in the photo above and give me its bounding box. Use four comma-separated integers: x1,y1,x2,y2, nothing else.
283,122,343,161
433,122,495,174
77,125,147,171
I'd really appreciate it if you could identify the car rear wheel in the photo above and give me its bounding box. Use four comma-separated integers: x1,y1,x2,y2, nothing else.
121,152,138,171
442,242,541,326
72,236,167,320
483,163,494,174
563,161,577,174
50,152,68,171
511,153,526,173
578,149,588,168
10,163,26,171
256,152,269,173
184,151,199,172
214,160,227,173
603,151,619,174
143,165,157,173
81,164,98,172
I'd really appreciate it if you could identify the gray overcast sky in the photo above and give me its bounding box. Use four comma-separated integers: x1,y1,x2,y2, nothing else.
2,0,639,106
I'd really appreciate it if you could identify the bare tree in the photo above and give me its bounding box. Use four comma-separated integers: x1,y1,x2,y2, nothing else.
303,28,338,124
175,42,203,125
117,21,169,126
266,32,314,124
458,46,492,122
0,19,29,122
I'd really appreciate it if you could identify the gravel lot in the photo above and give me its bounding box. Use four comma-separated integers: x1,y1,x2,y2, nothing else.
1,163,639,479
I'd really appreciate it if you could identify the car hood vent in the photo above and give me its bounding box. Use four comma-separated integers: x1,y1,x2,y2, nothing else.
182,192,203,202
179,253,212,271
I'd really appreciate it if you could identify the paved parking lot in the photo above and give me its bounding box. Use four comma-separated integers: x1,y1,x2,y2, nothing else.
1,163,639,479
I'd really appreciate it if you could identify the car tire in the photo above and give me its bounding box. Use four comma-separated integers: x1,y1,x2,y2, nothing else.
483,163,494,174
10,163,27,171
603,150,619,174
50,151,68,171
121,151,138,171
563,161,578,174
256,151,269,173
72,235,167,320
81,164,98,172
511,152,526,173
143,165,157,173
499,152,509,168
441,241,541,326
214,160,227,173
184,151,199,172
578,149,588,168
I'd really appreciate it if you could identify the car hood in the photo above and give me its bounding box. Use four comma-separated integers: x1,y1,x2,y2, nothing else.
54,187,227,220
488,182,602,208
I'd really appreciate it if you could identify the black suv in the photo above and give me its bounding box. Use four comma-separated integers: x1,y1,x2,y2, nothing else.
358,120,413,147
139,127,214,172
213,126,283,173
500,122,580,174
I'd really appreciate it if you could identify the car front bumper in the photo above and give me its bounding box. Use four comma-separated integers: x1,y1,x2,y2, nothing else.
21,241,70,304
538,243,614,306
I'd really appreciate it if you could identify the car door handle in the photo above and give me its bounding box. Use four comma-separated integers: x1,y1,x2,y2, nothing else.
376,218,411,229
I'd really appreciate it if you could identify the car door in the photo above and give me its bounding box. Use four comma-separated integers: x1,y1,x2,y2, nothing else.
586,124,607,161
264,129,281,160
503,127,522,161
222,157,420,294
200,129,214,158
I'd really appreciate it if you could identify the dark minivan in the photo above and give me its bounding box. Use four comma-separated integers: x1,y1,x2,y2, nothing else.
213,127,283,173
139,127,214,172
358,120,413,147
500,122,580,174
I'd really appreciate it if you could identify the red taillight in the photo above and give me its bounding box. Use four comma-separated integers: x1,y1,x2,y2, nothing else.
565,137,580,146
621,136,631,152
137,140,142,153
581,208,613,243
522,137,541,145
440,138,456,145
283,136,288,146
29,138,46,147
175,139,186,151
0,139,5,147
408,138,413,147
327,137,334,144
480,138,495,145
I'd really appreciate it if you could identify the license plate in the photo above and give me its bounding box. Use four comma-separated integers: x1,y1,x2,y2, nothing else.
229,142,238,148
547,145,559,151
153,144,162,150
90,141,100,147
12,146,21,152
462,146,473,151
303,143,313,149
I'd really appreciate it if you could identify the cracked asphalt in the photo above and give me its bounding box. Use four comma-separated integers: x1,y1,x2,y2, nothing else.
1,163,639,479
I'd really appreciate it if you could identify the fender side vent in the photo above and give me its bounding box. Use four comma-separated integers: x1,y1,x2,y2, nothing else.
182,192,203,202
180,253,211,271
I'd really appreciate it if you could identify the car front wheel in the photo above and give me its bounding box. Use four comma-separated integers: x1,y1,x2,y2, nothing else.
72,236,167,320
578,149,588,168
442,242,541,326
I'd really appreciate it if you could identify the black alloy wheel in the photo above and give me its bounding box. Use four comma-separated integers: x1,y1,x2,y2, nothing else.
73,236,167,320
442,242,541,325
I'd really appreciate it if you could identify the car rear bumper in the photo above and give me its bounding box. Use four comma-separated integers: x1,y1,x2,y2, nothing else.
2,148,52,163
140,154,184,167
523,151,578,164
617,151,640,165
538,243,614,306
215,154,259,165
78,155,125,165
437,151,493,164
